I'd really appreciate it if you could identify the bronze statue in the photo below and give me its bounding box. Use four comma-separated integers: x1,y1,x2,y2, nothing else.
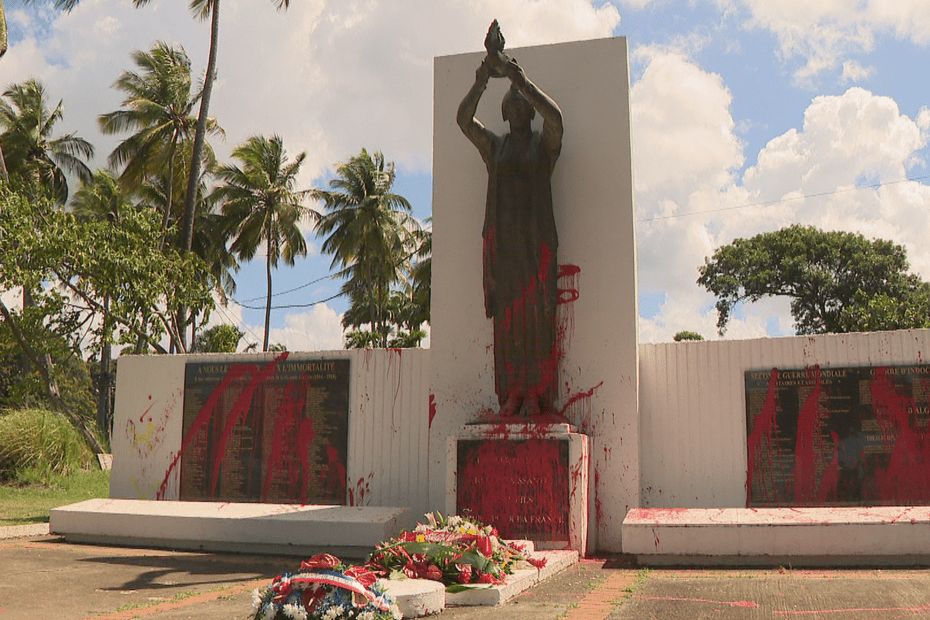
457,20,564,417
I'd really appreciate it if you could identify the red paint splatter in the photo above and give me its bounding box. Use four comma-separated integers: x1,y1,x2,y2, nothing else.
347,474,373,507
872,367,930,502
559,381,604,433
746,368,779,506
458,439,568,540
138,400,156,423
428,393,437,429
156,353,288,500
321,444,347,501
775,603,930,615
816,431,840,504
557,264,580,306
594,467,604,526
638,596,759,609
261,377,311,501
793,366,826,504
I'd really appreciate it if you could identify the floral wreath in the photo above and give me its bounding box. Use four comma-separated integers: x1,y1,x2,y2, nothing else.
251,554,401,620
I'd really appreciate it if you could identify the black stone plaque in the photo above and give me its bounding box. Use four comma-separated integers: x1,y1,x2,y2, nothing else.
746,364,930,507
456,438,569,541
179,357,350,504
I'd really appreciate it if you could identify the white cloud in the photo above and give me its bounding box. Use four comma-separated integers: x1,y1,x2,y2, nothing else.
3,0,616,351
4,0,619,190
840,59,873,83
632,51,930,342
730,0,930,81
616,0,660,9
265,304,345,351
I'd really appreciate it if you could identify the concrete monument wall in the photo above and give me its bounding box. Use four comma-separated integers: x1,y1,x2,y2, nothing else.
429,37,639,552
639,329,930,509
110,349,431,515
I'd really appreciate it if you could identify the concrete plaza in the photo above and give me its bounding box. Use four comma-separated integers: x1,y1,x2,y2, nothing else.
2,527,930,619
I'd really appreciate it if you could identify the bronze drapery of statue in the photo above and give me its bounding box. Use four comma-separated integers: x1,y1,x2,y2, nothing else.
457,21,564,418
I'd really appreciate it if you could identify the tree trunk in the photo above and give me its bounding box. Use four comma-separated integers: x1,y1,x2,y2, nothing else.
0,298,105,455
96,295,112,443
159,139,178,251
180,0,220,255
0,0,8,59
263,226,272,352
0,145,8,183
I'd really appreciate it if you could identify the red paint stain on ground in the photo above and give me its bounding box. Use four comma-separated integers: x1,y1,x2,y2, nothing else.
775,603,930,615
638,595,759,609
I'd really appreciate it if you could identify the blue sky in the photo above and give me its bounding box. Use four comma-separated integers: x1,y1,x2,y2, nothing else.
5,0,930,348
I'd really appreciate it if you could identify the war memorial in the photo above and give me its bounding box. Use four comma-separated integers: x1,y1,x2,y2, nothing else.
48,21,930,618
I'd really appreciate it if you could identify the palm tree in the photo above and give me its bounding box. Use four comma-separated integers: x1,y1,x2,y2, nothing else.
136,144,232,350
177,0,291,259
215,135,311,351
0,79,93,203
313,149,419,347
100,42,219,235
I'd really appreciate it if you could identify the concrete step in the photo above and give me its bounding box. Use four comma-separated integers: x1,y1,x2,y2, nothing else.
50,498,412,557
623,506,930,566
445,549,579,606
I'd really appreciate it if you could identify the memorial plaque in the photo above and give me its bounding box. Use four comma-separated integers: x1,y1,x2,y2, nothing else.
746,364,930,507
179,358,350,504
456,439,569,541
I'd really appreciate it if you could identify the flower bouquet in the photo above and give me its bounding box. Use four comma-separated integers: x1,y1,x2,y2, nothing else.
366,513,546,591
251,554,401,620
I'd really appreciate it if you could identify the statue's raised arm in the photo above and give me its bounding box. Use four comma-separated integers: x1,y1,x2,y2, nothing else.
456,20,563,166
457,20,566,419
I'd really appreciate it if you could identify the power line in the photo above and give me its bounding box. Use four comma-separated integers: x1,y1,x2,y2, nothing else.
637,174,930,224
236,270,347,303
213,302,262,347
229,291,345,311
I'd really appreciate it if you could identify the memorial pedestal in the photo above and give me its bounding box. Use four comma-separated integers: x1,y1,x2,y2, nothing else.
447,423,589,554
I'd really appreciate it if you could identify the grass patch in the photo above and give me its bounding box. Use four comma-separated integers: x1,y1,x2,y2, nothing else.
0,468,110,526
0,407,96,483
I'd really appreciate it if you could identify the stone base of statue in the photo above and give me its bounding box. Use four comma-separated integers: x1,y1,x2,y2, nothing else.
446,421,589,553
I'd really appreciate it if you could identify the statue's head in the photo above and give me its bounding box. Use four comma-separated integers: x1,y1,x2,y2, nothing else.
502,85,535,126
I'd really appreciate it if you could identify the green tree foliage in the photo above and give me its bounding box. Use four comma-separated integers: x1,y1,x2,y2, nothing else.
215,135,310,351
673,330,704,342
314,149,425,348
343,289,427,348
698,225,930,335
193,324,243,353
0,79,93,203
71,170,133,436
0,187,214,449
100,41,221,236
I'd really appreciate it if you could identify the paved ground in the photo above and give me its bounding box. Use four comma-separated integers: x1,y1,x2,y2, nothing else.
3,531,930,619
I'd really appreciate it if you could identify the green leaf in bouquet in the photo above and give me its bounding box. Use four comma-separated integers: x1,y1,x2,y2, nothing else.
388,569,408,580
454,549,495,573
